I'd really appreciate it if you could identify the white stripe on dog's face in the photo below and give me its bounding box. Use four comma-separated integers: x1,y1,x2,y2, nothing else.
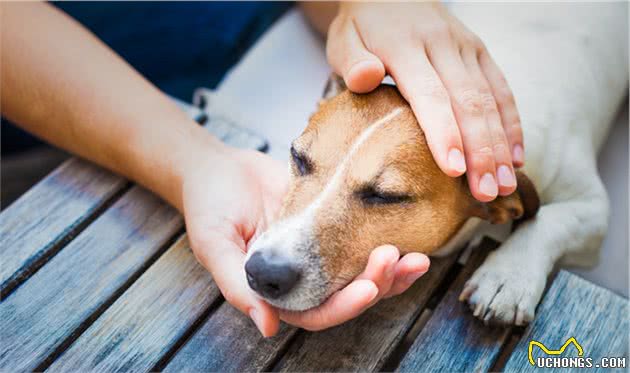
290,108,404,230
246,108,403,310
247,86,530,312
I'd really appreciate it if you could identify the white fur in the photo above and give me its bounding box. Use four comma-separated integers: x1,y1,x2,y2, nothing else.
291,108,403,227
245,3,628,321
432,218,485,257
246,108,403,310
447,2,628,324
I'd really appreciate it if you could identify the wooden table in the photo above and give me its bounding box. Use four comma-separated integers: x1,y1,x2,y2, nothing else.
1,109,628,372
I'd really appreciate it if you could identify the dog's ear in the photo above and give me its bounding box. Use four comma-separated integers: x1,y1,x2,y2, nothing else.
468,171,540,224
322,73,346,100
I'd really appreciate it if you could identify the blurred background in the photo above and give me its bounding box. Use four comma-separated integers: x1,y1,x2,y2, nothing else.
2,1,292,206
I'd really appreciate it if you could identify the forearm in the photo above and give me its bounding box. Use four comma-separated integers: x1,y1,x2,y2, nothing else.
1,2,225,211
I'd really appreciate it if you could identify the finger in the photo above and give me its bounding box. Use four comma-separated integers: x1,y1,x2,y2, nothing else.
478,49,524,167
326,16,385,93
461,50,517,196
279,279,378,331
428,43,498,201
356,245,399,298
191,232,280,337
388,48,466,177
385,253,431,298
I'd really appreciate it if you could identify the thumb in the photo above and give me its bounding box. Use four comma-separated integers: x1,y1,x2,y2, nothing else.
191,231,280,337
326,16,385,93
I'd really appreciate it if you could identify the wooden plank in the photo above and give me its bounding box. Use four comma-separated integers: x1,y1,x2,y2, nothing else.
164,300,295,372
504,271,629,372
274,254,460,372
163,301,296,372
33,121,270,371
0,98,259,298
397,241,512,372
0,186,182,372
49,243,458,371
48,235,221,372
0,101,269,371
0,158,127,295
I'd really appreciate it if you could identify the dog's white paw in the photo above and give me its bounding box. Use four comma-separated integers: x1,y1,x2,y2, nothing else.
459,252,547,326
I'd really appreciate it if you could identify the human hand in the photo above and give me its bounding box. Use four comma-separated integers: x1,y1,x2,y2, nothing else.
182,147,287,337
280,245,429,331
182,146,430,336
326,2,524,202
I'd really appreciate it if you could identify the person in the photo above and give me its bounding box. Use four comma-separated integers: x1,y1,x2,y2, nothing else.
1,2,522,337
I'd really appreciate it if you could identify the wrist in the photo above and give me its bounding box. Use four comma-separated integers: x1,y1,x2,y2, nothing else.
169,125,236,212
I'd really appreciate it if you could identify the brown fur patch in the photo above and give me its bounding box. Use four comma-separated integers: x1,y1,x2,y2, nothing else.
280,85,538,286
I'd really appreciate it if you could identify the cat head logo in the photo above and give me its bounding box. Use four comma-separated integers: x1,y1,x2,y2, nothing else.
528,337,584,366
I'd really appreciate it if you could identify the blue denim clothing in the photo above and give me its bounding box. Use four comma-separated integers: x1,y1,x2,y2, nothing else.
2,1,291,154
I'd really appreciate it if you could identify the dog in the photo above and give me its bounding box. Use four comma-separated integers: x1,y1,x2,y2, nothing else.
244,2,628,325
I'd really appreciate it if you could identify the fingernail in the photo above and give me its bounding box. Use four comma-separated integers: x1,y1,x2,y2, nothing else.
448,148,466,173
513,145,524,165
478,173,498,197
349,60,378,76
249,308,266,337
497,165,516,188
365,282,379,302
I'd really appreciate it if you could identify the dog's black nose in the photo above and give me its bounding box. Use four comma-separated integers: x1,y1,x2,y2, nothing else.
245,252,301,299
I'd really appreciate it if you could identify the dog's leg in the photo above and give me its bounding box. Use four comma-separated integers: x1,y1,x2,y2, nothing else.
460,161,609,325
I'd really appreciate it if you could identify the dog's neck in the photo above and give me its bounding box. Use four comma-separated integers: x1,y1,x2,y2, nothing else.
432,217,513,257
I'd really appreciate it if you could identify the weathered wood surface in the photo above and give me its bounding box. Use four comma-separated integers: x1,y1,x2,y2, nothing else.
0,186,182,372
276,254,460,372
2,98,627,372
397,242,512,372
504,271,629,372
49,235,220,372
0,99,272,371
0,98,263,299
0,158,126,295
164,301,297,373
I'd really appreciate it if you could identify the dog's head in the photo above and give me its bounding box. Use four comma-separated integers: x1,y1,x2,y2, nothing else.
245,79,539,311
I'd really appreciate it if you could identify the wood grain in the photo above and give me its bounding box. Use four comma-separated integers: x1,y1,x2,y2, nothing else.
0,158,126,295
48,235,221,372
0,186,182,372
275,254,460,372
0,98,259,297
0,98,269,371
504,271,629,372
397,241,512,372
164,301,297,373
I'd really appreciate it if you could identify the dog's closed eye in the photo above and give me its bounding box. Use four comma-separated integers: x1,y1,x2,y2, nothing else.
290,146,313,176
357,186,412,206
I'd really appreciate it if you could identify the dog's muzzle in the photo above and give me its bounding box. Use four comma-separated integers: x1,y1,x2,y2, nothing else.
245,251,301,299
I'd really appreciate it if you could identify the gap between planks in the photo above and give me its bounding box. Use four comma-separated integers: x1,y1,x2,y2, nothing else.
47,234,224,371
0,102,207,300
396,239,512,372
151,291,226,371
266,253,464,372
0,102,251,372
0,185,184,372
379,261,465,372
35,227,186,371
0,160,130,298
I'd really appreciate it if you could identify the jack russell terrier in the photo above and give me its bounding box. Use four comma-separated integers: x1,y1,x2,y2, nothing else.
244,3,628,325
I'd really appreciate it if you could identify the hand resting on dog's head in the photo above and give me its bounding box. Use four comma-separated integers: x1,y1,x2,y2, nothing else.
245,84,539,313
